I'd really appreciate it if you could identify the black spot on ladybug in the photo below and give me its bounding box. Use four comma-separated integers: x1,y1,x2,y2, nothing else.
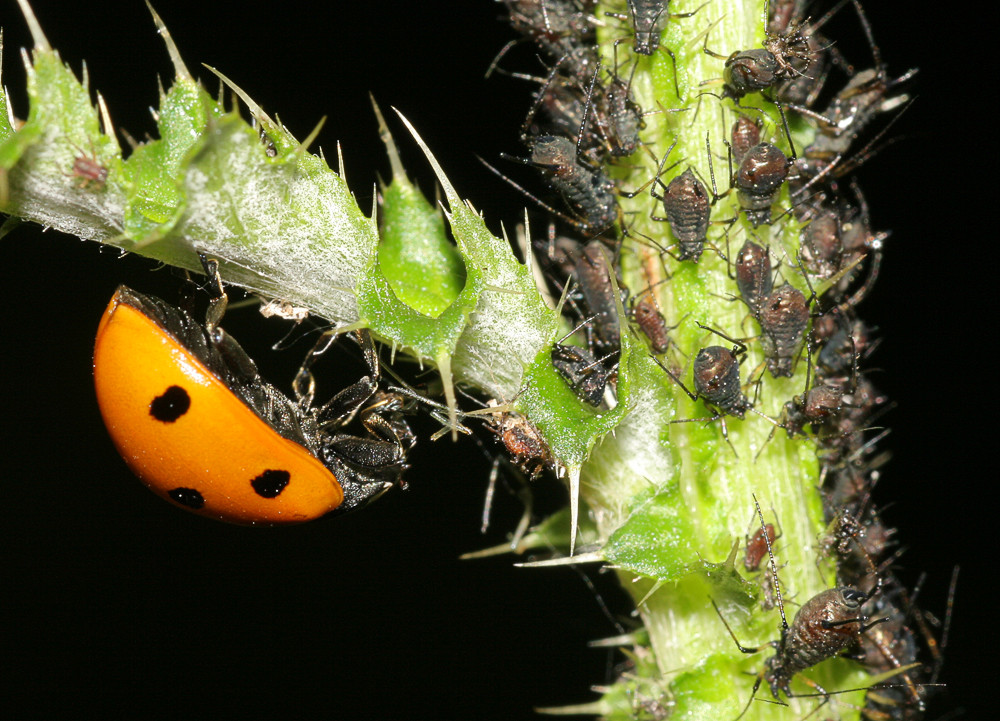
150,385,191,422
251,470,291,498
168,487,205,509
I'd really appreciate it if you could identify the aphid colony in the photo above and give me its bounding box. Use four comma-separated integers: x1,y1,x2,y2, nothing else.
492,0,940,717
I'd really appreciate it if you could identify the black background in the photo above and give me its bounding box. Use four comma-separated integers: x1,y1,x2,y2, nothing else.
3,1,985,718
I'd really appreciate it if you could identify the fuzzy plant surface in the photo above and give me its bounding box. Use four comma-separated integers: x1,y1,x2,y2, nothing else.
0,1,934,719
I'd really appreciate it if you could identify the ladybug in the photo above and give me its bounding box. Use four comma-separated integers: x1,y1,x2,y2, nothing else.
93,258,414,524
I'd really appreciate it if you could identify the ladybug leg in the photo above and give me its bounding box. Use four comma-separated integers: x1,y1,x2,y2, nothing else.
318,377,379,427
362,390,417,451
323,430,407,474
197,252,229,333
294,329,382,414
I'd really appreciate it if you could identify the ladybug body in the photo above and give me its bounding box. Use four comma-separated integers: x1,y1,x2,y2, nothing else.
94,283,411,524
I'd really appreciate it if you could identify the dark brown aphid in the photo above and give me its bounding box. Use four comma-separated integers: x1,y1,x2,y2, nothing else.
734,142,791,227
816,319,875,380
594,64,643,158
606,0,699,96
550,237,623,353
655,323,782,447
799,210,842,279
734,240,773,316
858,594,926,716
530,134,619,231
783,384,844,437
730,115,762,165
715,497,889,718
756,283,810,378
709,5,833,104
622,138,713,261
687,344,747,418
654,168,712,260
617,0,669,55
551,343,615,406
512,57,607,161
722,48,781,100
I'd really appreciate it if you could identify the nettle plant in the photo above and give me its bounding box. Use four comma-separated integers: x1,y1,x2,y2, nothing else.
1,1,942,719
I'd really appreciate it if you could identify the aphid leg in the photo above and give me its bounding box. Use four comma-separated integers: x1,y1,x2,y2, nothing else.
197,252,228,333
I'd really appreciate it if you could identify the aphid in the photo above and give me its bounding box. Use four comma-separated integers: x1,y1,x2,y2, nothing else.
744,522,778,572
734,142,792,227
734,239,773,316
858,593,927,716
826,182,890,310
799,209,843,280
551,342,615,406
496,133,619,234
756,283,811,378
820,498,896,586
797,0,917,173
549,237,623,353
655,168,712,260
714,497,889,718
730,115,762,165
731,242,813,379
783,383,844,438
66,145,109,190
605,0,700,96
612,0,669,55
815,319,875,380
590,55,644,158
706,5,836,103
258,125,278,158
631,291,672,354
482,400,554,480
502,0,600,84
513,55,604,159
93,257,413,524
744,509,783,610
655,322,782,445
630,138,714,261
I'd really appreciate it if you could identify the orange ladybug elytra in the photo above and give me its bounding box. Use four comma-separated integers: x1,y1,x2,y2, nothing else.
93,259,413,524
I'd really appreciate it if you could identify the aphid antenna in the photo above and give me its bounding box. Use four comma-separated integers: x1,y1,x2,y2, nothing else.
755,495,788,628
484,38,519,79
556,312,604,346
576,60,603,159
478,155,598,236
697,11,730,62
925,566,959,684
619,136,681,199
848,0,883,74
704,130,731,203
621,219,671,255
650,354,699,406
695,320,749,356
